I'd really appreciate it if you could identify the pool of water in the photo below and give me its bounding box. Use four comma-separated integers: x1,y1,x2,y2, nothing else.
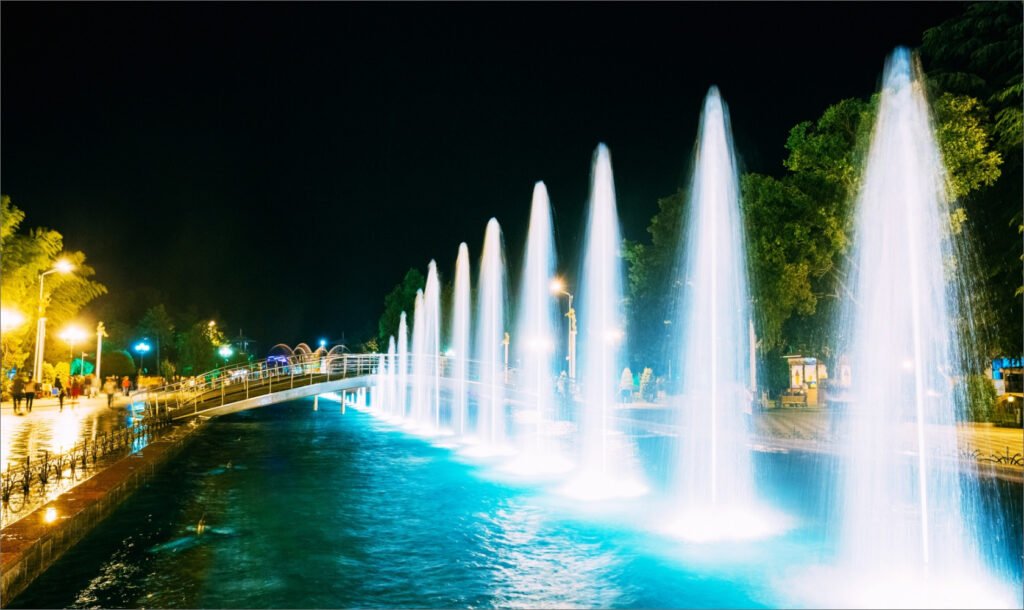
11,400,1022,608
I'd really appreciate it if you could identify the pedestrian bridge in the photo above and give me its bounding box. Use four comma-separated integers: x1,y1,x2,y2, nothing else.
143,353,386,421
144,351,500,422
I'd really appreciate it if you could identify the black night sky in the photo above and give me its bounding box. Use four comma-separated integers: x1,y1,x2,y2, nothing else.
2,2,966,347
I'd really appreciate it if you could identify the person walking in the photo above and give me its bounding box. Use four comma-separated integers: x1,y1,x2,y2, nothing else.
121,376,131,397
11,374,25,414
23,377,36,413
103,376,117,408
70,376,82,406
54,375,65,412
83,374,94,399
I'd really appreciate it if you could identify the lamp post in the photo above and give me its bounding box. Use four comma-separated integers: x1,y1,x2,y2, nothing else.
218,344,234,364
550,278,577,380
95,322,107,381
134,340,151,375
59,324,87,375
32,259,74,382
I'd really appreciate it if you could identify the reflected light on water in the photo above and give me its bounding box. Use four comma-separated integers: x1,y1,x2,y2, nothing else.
483,503,623,609
52,410,82,454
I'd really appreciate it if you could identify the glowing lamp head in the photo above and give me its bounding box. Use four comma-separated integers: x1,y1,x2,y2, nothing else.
218,345,234,359
54,259,74,274
319,339,327,348
1,308,25,331
44,506,58,524
59,325,88,344
208,320,216,328
134,341,151,354
549,278,565,294
444,349,455,358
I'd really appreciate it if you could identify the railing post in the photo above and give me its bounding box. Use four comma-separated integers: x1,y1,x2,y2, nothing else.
246,373,249,399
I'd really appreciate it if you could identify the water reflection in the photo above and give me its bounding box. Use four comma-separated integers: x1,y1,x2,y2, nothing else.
1,400,127,467
483,501,624,608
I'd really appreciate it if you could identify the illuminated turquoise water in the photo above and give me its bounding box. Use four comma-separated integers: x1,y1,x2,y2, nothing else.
11,400,1021,608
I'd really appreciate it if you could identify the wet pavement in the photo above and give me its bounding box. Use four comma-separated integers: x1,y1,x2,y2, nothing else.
1,394,140,470
2,394,1020,479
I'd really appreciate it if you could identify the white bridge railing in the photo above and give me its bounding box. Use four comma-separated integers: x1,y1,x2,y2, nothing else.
134,352,503,420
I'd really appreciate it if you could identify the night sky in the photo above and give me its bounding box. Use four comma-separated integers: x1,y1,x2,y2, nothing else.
2,2,966,347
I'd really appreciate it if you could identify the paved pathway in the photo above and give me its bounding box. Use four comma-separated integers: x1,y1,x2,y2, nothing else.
755,407,1023,460
3,395,1019,474
1,394,141,470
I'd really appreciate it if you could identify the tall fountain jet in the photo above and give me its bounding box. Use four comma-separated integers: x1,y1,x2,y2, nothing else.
475,219,507,449
562,144,645,499
387,336,397,417
397,311,409,419
508,182,570,474
673,87,763,540
424,260,442,431
411,290,427,427
821,48,1015,608
452,243,472,436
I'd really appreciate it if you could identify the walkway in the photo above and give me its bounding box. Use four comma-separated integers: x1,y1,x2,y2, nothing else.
1,394,139,469
754,407,1023,462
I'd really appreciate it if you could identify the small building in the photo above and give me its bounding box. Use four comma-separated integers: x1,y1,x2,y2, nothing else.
991,358,1023,426
781,355,831,407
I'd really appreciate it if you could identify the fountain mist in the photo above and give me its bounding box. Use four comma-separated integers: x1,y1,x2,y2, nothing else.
508,182,571,475
424,260,442,431
672,87,773,541
397,312,409,418
799,48,1017,609
562,144,645,499
386,336,397,418
475,219,507,448
452,243,472,435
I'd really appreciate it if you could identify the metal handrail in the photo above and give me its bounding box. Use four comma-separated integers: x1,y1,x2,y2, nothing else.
1,410,174,524
133,351,522,420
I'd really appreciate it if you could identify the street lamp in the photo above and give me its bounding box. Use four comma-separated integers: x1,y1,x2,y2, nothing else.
96,322,108,381
134,340,151,375
218,345,234,361
32,259,75,381
550,277,577,380
59,324,88,374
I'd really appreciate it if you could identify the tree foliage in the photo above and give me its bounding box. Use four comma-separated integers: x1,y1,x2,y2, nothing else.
625,69,1003,390
175,319,227,375
135,304,176,360
0,195,107,374
923,2,1023,355
378,267,425,345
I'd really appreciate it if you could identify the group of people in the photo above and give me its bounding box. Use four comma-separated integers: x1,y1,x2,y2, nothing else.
10,373,39,414
8,373,135,413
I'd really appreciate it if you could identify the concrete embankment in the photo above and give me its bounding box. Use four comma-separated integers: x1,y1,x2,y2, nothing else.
0,423,200,606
